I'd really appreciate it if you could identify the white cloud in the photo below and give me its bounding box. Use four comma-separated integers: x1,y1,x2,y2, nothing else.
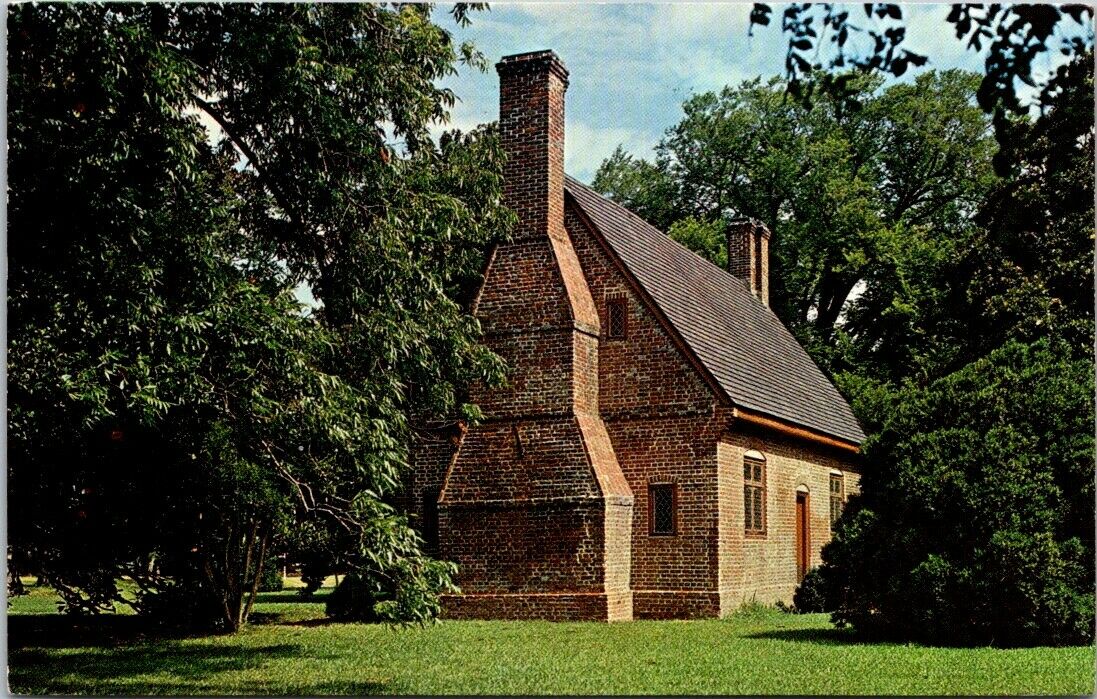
657,2,753,41
565,120,654,184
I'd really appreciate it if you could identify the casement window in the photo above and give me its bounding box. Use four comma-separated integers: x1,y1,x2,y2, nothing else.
422,488,441,554
829,473,845,526
649,483,676,536
606,298,627,339
743,453,766,536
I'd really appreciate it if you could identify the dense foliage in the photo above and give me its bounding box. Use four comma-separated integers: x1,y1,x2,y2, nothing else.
592,69,996,380
791,567,828,614
594,28,1093,643
820,340,1094,646
8,3,510,631
749,3,1094,115
815,54,1094,647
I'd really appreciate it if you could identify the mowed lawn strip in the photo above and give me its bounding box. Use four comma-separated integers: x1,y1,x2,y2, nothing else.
8,587,1095,695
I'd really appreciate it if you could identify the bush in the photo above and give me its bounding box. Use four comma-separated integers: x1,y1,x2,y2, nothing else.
299,562,328,596
819,339,1095,646
138,579,227,632
793,567,829,613
325,571,384,622
257,561,283,592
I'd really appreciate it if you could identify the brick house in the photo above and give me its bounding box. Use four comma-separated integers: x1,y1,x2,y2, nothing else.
410,50,865,621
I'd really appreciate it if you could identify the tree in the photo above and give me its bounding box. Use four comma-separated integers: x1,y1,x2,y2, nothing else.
810,53,1095,646
591,146,678,231
817,339,1094,646
749,3,1094,117
666,218,729,270
8,3,510,631
964,52,1095,362
592,70,996,377
836,51,1095,384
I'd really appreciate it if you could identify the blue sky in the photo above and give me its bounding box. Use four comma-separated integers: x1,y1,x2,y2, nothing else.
435,3,1087,183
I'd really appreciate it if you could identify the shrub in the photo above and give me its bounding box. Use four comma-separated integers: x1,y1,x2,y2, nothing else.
325,571,384,622
819,339,1095,646
793,567,829,613
299,563,328,596
139,579,227,632
325,556,457,624
257,561,283,593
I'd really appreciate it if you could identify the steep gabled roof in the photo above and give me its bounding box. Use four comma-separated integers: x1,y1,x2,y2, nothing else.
565,175,866,446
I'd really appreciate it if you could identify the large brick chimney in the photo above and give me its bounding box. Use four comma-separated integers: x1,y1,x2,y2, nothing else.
727,217,771,305
437,51,634,621
498,51,569,244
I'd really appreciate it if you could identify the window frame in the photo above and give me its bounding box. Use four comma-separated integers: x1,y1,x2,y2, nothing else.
648,483,677,537
605,297,628,340
743,455,767,538
829,472,845,527
421,487,442,554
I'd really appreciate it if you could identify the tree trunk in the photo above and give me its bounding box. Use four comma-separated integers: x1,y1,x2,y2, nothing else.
203,555,236,632
230,520,259,629
240,526,269,626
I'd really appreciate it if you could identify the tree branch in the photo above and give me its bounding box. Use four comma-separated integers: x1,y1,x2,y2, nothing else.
190,94,310,238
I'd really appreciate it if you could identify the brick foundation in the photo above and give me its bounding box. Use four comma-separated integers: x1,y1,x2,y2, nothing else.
443,591,633,622
633,591,723,619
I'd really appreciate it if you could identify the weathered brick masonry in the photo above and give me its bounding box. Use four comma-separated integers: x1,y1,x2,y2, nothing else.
436,50,633,621
411,50,865,621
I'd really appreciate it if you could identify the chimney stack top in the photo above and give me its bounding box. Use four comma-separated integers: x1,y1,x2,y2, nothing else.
496,50,570,85
726,217,771,305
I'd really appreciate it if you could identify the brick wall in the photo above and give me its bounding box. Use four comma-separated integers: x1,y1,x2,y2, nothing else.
407,423,461,557
717,422,861,610
410,50,861,622
567,194,860,617
566,206,713,420
435,51,633,621
566,198,729,619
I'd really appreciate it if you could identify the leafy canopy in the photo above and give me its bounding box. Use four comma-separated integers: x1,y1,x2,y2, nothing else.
592,70,997,381
815,52,1095,646
8,2,510,631
749,3,1094,116
820,339,1094,646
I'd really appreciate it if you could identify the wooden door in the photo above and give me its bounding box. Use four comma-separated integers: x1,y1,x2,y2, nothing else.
795,492,810,581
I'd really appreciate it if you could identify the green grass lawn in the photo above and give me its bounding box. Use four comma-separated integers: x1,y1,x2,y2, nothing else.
8,582,1095,695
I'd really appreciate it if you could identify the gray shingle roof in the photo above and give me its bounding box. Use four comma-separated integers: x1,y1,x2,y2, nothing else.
565,175,865,445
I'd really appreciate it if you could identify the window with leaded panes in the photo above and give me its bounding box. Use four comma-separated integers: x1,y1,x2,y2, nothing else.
744,455,766,536
649,483,676,536
606,298,627,339
829,473,844,526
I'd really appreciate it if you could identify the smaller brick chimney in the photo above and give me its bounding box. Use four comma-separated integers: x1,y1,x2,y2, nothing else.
726,217,771,305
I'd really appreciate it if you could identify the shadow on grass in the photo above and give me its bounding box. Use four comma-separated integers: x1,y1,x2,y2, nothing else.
10,640,391,695
748,626,982,649
282,617,339,628
255,591,331,605
745,626,869,646
8,614,210,649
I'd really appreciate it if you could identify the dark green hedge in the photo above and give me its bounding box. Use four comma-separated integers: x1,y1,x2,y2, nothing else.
818,339,1094,646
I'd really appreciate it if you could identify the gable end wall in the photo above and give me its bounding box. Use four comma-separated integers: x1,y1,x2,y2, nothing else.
567,201,728,618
